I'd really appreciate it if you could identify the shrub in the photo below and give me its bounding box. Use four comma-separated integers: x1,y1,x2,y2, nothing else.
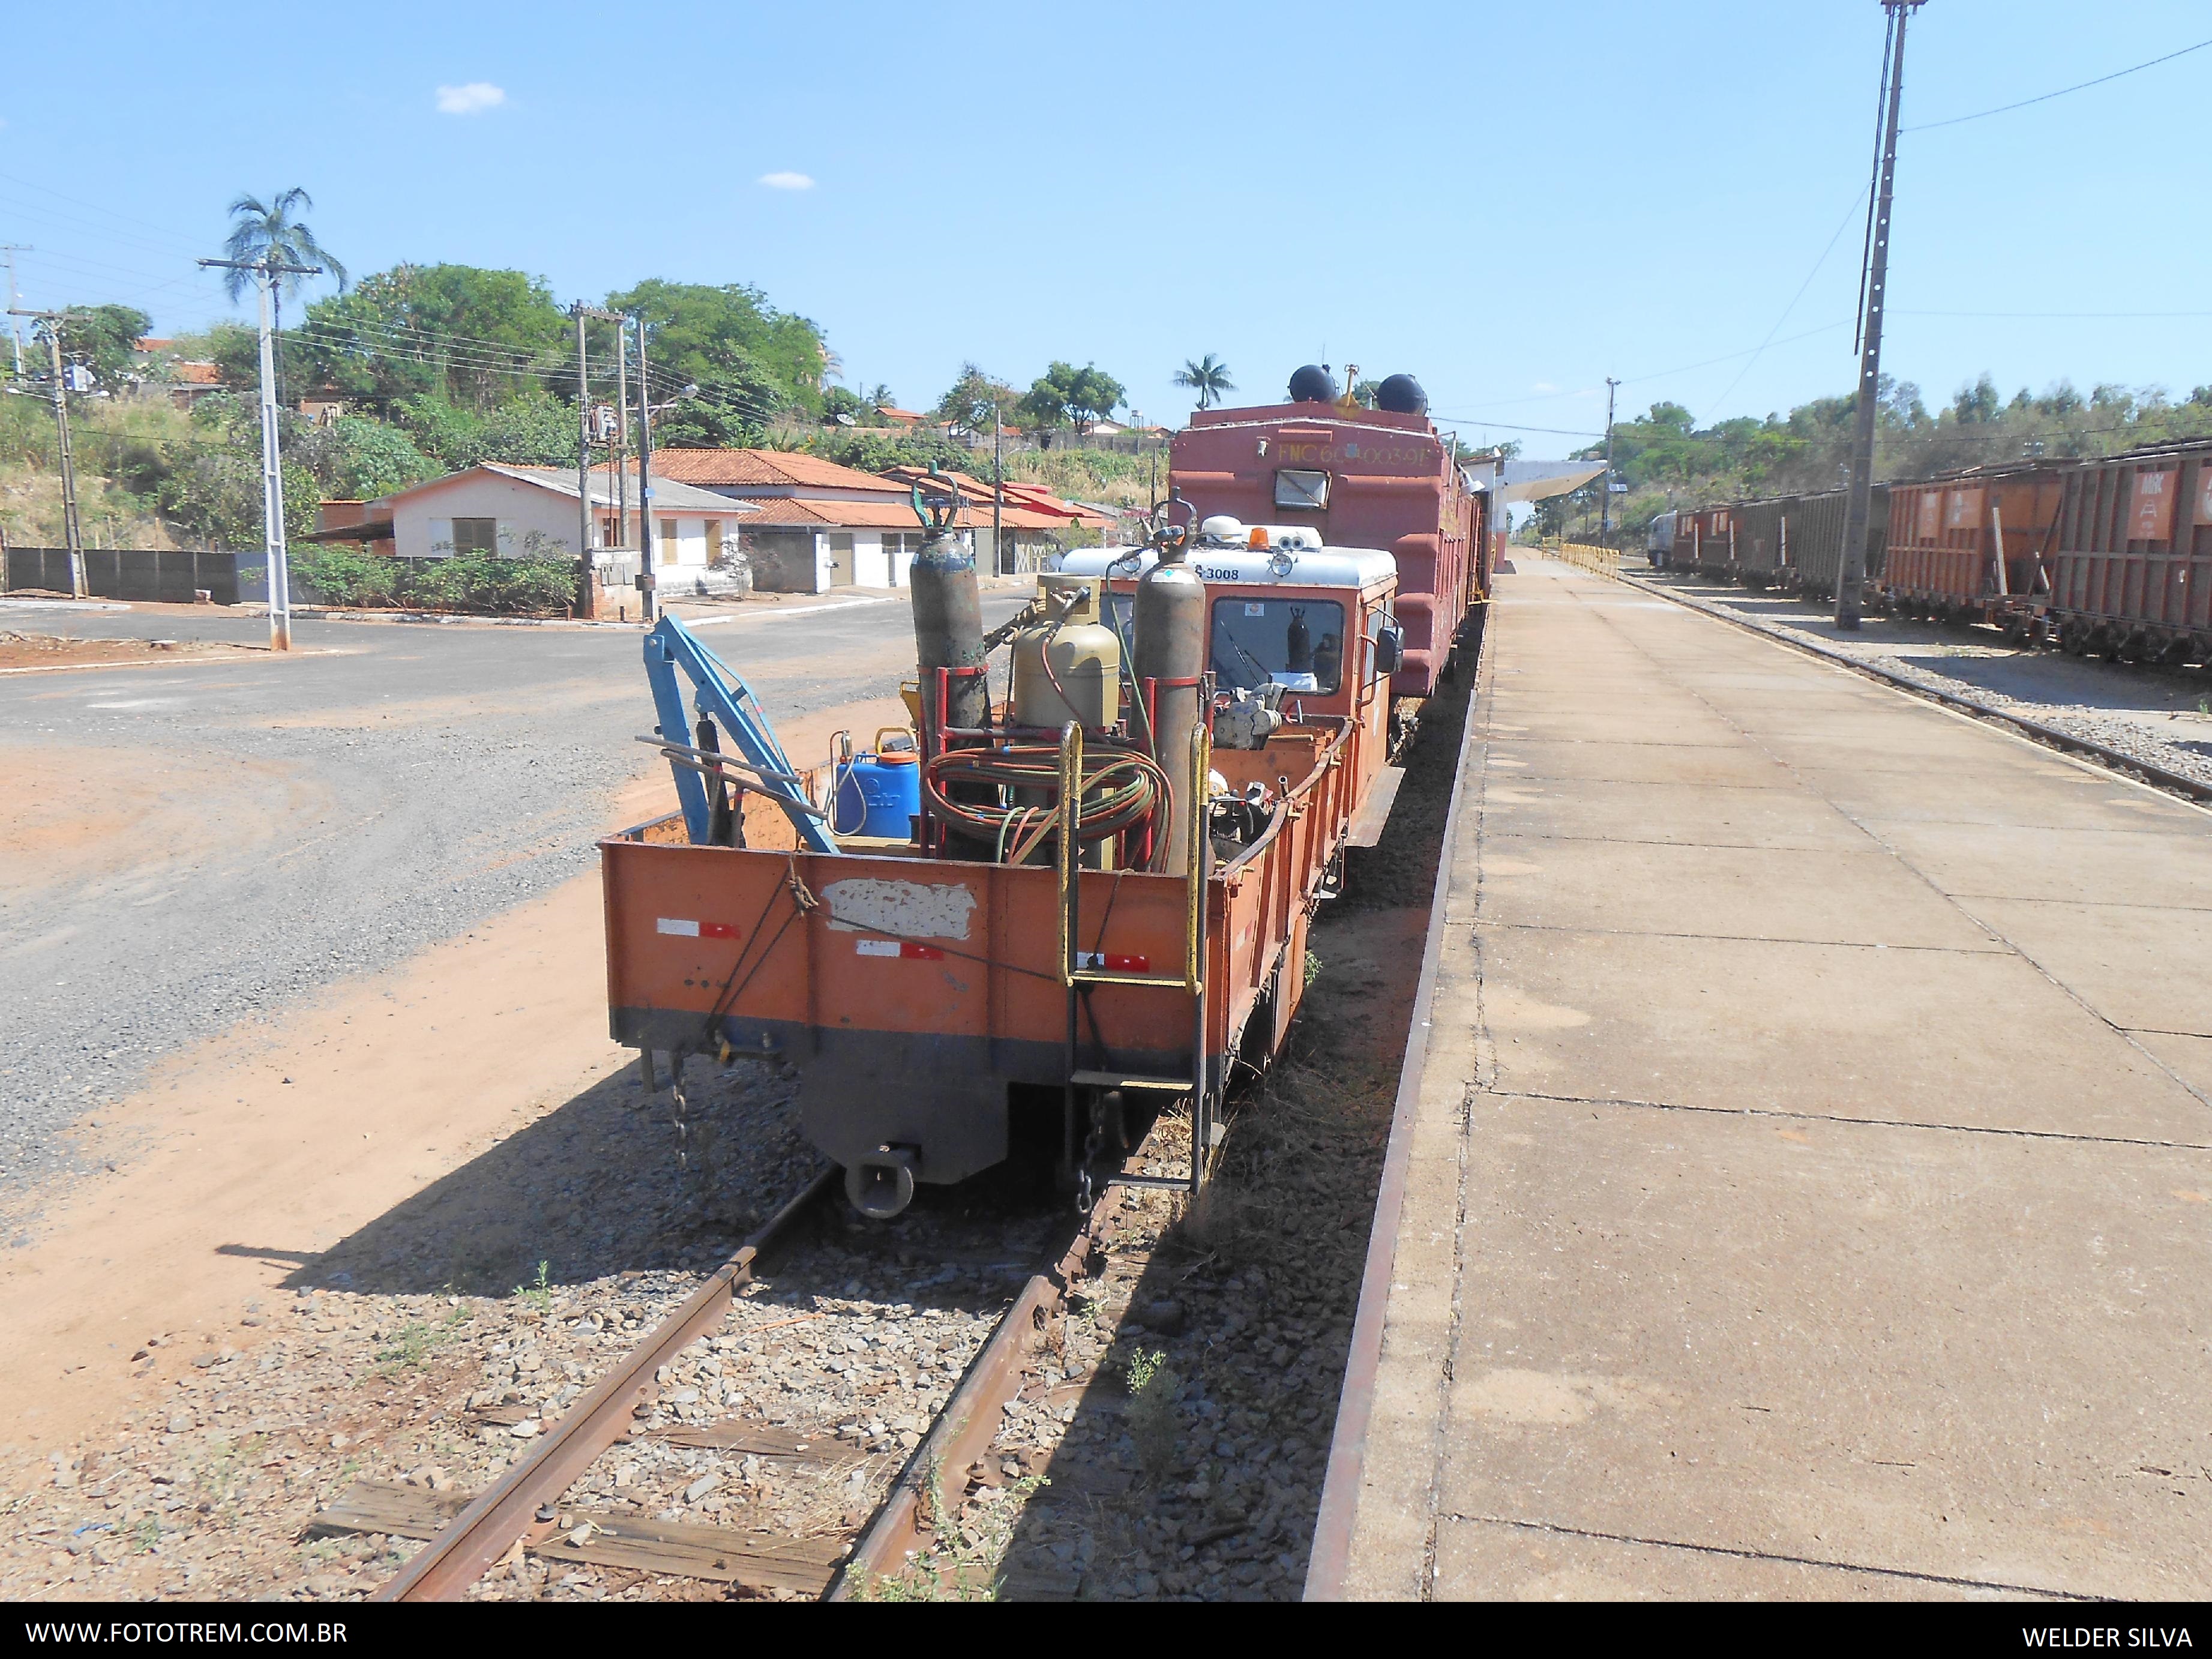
287,546,577,615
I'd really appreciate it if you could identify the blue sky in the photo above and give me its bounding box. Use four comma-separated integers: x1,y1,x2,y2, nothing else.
3,0,2208,456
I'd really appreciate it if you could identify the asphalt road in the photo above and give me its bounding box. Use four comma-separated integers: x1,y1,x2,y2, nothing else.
0,593,1025,1206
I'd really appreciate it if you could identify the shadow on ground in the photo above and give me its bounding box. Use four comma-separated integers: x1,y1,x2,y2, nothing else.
985,615,1481,1600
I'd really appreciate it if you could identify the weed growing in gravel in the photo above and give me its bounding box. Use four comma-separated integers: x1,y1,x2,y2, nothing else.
1304,950,1325,990
131,1518,161,1554
1124,1349,1183,1483
857,1474,1050,1601
514,1261,553,1314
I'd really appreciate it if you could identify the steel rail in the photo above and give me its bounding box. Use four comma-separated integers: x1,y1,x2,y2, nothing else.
1623,573,2212,810
827,1195,1115,1598
374,1166,837,1601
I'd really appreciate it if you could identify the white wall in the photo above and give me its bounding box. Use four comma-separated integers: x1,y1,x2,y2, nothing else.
394,474,581,559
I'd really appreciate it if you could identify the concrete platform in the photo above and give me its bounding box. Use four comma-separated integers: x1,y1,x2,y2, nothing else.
1309,559,2212,1602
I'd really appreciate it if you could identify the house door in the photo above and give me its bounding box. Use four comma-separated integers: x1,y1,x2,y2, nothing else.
828,534,855,586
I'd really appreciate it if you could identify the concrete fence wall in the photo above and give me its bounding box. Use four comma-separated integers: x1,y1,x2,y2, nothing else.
3,547,267,605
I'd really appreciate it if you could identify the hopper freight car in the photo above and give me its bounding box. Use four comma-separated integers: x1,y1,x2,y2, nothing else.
1668,487,1887,600
2047,441,2212,663
1882,463,2067,627
1168,367,1483,701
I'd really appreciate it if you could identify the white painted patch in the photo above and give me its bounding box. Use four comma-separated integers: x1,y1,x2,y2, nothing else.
655,917,700,937
822,878,976,941
854,939,900,957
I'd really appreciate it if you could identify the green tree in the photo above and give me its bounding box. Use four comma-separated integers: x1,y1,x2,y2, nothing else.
933,362,1020,435
606,278,827,447
40,305,152,391
1022,361,1125,441
219,188,347,405
1171,353,1235,411
292,415,436,498
295,264,568,414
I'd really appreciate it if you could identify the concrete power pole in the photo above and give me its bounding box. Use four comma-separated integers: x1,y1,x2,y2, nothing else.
10,310,86,597
570,304,625,621
1,246,28,382
1601,376,1621,543
992,396,1003,576
200,253,320,651
636,318,656,623
573,303,594,619
1836,0,1924,631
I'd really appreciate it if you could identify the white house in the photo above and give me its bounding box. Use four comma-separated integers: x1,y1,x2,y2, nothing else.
374,464,754,580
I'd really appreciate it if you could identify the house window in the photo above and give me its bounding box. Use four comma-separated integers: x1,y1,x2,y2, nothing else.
451,517,498,556
660,518,679,565
705,520,723,565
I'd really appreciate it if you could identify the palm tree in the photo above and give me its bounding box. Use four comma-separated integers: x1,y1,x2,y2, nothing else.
221,188,347,402
1173,354,1235,411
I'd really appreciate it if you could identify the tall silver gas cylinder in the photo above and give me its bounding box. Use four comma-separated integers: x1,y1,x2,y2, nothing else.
1133,541,1207,874
909,527,988,732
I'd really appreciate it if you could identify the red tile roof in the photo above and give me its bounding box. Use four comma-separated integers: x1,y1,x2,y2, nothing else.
730,494,1072,533
876,466,1116,529
645,448,906,492
173,363,223,385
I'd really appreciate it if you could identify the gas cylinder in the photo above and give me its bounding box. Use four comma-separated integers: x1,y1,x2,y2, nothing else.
1134,540,1207,874
1013,574,1120,730
909,527,988,732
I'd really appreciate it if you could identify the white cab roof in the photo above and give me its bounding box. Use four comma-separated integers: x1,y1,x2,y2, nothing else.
1060,543,1397,592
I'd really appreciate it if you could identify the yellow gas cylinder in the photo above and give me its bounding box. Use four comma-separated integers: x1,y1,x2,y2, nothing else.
1013,573,1121,730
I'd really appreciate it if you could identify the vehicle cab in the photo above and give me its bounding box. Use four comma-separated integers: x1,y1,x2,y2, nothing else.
1061,516,1402,823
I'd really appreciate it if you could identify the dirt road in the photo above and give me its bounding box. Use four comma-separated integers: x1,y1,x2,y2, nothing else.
0,590,1013,1466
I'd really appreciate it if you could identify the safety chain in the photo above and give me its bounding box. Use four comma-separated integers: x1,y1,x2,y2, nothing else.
668,1052,691,1172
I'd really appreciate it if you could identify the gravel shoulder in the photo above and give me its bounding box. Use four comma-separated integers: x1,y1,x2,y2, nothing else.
1636,571,2212,792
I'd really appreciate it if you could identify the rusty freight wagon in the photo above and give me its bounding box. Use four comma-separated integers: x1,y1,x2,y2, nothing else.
1882,464,2067,626
1168,367,1479,700
600,505,1405,1217
2046,441,2212,663
1733,498,1791,587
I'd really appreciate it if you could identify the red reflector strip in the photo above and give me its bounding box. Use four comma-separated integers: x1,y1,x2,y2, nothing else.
1077,951,1150,972
856,939,944,960
656,918,739,939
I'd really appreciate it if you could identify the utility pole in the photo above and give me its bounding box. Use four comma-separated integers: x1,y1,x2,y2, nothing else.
200,253,320,650
11,309,85,597
636,316,656,622
572,303,593,618
991,396,1003,576
614,319,630,562
1600,376,1621,543
1,246,28,382
571,304,626,621
1836,0,1924,631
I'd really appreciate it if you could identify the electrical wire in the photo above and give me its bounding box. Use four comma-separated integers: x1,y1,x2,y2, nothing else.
1906,35,2212,132
1703,190,1871,426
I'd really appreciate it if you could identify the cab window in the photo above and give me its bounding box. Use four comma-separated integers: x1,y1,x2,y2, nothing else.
1211,598,1346,694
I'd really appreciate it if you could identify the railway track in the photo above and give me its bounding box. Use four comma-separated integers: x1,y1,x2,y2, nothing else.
1624,570,2212,810
355,1143,1146,1601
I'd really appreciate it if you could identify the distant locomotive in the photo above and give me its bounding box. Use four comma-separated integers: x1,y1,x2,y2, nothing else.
1168,367,1493,701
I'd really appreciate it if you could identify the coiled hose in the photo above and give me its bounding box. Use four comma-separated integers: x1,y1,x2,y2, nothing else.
924,742,1171,868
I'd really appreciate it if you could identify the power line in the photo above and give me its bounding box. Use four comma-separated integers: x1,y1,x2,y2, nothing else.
1698,189,1870,426
1430,414,1606,439
1906,35,2212,131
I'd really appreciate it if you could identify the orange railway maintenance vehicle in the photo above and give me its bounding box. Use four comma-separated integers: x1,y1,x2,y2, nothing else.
600,493,1405,1217
1168,366,1491,717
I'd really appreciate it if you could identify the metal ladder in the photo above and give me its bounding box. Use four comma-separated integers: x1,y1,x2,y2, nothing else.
1056,721,1214,1206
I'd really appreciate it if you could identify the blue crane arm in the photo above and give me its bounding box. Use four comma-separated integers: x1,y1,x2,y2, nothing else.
642,615,841,854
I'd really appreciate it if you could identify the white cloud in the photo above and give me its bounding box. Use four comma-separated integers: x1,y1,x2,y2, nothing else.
757,171,815,191
435,83,506,116
1531,381,1557,394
